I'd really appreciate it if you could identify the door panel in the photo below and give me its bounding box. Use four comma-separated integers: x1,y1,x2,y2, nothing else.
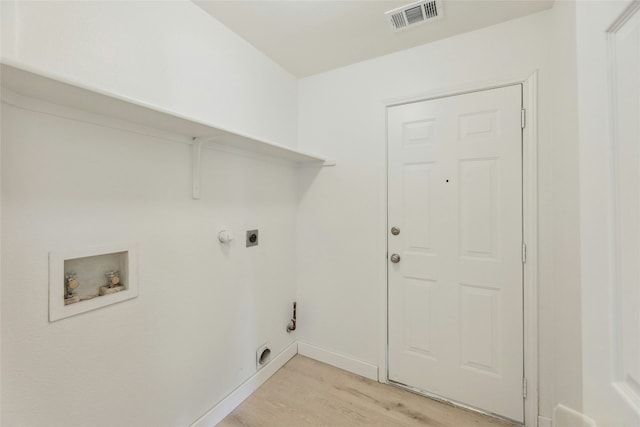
388,85,523,422
459,283,501,375
609,3,640,422
459,158,499,258
403,163,435,252
404,278,437,359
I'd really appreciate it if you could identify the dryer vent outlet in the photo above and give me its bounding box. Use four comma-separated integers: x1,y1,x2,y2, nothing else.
256,343,271,369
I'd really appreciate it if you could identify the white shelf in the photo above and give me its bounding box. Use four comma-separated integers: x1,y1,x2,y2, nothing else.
0,62,333,179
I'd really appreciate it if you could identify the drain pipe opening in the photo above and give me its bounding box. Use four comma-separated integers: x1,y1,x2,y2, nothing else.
257,343,272,369
258,348,271,365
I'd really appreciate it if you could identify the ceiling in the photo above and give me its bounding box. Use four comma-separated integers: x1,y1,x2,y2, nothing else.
194,1,554,78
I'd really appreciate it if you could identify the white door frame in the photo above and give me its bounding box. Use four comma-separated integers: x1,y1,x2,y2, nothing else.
378,72,539,427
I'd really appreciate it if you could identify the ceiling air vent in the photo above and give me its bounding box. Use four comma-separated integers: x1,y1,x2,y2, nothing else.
385,0,444,31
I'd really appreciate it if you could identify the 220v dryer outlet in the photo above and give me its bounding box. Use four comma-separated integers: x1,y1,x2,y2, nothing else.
246,230,258,247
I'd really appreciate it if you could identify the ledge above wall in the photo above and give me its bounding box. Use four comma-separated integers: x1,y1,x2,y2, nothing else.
0,62,334,167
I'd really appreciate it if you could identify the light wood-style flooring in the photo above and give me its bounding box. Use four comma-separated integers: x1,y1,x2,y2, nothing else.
219,355,514,427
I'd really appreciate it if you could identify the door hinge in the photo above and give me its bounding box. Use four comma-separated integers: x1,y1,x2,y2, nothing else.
521,109,526,129
523,377,528,399
522,243,527,263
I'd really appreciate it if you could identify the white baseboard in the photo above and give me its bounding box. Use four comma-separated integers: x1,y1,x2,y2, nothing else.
538,415,552,427
190,341,298,427
297,341,379,381
553,404,597,427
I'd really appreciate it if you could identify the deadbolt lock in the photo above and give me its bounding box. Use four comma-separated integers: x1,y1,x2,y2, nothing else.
391,226,400,235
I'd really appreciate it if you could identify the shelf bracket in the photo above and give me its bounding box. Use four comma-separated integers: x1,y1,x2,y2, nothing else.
192,137,215,200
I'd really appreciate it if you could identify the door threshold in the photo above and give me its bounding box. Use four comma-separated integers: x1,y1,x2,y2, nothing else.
387,379,522,426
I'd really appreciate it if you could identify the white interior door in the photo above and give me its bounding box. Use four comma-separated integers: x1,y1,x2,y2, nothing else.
603,3,640,425
387,85,523,422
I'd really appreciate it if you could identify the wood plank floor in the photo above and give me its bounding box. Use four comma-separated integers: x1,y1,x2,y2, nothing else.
218,355,514,427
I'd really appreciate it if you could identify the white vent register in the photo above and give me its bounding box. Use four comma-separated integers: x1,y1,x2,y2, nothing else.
386,0,443,31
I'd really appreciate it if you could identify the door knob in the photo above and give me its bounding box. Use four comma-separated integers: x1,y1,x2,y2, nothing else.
391,226,400,235
390,254,401,263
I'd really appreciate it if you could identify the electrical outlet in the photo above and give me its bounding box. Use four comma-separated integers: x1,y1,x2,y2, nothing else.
246,229,258,247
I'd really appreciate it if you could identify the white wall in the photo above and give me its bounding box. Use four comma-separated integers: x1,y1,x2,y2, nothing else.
1,103,299,426
0,0,298,148
547,0,583,419
297,7,582,421
1,1,302,426
0,0,604,425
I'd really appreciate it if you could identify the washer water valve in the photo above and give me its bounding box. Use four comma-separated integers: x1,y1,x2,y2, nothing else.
64,272,80,305
99,270,124,296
